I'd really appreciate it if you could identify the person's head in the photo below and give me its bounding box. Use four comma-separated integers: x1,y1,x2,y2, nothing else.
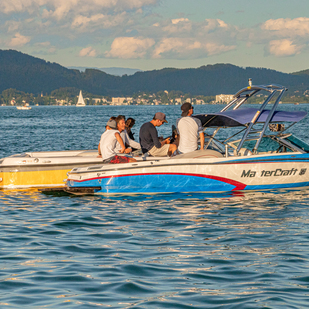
115,115,126,132
181,102,193,117
152,112,168,127
106,119,117,130
125,118,136,130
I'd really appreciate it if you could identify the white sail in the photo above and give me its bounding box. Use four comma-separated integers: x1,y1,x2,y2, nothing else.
76,90,86,106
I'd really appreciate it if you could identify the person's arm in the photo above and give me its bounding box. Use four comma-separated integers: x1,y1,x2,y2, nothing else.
115,132,125,153
124,131,141,149
199,132,205,150
161,138,170,146
97,142,102,157
195,118,204,150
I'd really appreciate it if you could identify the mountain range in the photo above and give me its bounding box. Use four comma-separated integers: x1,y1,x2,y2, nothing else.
68,66,142,76
1,49,308,96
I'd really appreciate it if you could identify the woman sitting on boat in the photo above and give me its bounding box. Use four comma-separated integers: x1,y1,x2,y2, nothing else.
125,117,136,140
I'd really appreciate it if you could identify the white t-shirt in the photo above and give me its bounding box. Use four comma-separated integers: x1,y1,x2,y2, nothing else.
115,130,141,152
99,129,120,160
176,116,204,153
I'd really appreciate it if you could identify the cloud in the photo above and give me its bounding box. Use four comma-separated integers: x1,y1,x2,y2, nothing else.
79,47,97,57
261,17,309,37
104,18,237,60
5,20,21,32
257,17,309,57
105,37,155,58
71,12,127,31
8,33,31,47
152,38,235,59
2,2,309,63
0,0,158,18
171,18,189,24
266,39,302,57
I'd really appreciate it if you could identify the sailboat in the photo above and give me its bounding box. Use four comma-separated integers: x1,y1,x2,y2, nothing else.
76,90,86,106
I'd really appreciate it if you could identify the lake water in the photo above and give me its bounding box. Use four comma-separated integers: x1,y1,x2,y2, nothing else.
1,105,309,308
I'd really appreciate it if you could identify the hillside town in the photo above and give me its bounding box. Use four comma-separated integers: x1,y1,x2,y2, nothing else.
1,88,309,107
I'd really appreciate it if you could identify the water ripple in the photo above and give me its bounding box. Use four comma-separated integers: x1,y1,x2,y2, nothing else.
2,105,309,308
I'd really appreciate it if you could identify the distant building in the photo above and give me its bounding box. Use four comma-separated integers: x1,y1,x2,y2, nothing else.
111,97,133,105
56,99,67,106
112,97,126,105
215,94,234,103
93,98,101,104
175,98,182,104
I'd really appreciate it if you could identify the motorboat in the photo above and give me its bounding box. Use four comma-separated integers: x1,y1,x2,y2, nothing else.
64,81,309,195
16,105,31,110
0,149,102,189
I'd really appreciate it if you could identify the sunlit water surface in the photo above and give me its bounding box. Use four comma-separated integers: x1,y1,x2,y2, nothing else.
1,105,309,308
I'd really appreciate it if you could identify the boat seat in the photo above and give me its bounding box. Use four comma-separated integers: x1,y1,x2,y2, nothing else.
174,149,223,159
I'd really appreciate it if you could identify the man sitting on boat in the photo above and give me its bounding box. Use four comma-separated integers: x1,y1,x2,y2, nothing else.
99,119,135,163
115,115,141,152
176,103,204,154
139,112,177,157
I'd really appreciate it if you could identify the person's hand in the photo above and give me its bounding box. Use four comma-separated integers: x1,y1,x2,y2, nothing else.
164,138,171,144
119,147,125,154
125,148,132,153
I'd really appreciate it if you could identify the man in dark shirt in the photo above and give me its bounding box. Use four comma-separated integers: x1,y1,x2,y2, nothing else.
139,112,177,157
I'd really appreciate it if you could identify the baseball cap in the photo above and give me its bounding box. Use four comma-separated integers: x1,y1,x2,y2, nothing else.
181,102,193,116
106,119,117,129
154,112,168,123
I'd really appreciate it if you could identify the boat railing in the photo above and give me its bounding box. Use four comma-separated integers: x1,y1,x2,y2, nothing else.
236,87,287,154
202,81,289,156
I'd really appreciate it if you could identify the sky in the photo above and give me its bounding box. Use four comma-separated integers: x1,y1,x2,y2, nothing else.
1,0,309,73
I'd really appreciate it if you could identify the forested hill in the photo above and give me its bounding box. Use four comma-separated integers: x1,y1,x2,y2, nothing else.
1,49,309,96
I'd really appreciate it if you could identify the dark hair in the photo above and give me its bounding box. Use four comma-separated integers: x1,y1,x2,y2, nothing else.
115,115,125,124
126,117,135,128
109,116,116,121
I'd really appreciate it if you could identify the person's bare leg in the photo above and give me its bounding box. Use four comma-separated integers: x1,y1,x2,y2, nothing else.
168,144,177,157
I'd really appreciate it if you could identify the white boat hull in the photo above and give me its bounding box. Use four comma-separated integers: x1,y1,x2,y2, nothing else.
66,152,309,195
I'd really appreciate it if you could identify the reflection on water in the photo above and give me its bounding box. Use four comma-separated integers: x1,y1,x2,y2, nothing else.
1,188,309,308
1,105,309,308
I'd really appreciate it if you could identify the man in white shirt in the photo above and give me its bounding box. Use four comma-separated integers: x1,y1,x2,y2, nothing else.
99,119,126,161
176,103,204,154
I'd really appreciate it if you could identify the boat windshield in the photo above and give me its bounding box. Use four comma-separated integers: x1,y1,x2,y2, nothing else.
230,136,293,153
284,135,309,153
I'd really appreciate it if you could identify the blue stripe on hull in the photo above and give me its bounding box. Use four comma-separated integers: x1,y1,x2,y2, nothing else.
244,181,309,191
68,174,239,194
68,172,309,194
224,153,309,164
